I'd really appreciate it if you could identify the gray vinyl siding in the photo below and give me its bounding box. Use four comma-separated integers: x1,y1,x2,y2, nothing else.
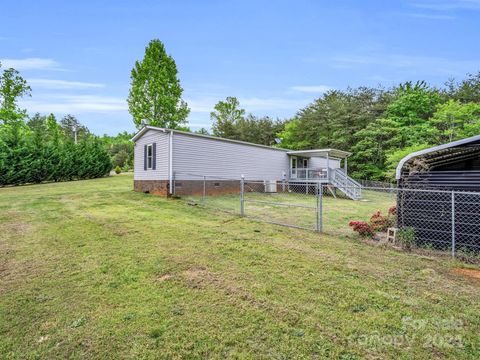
134,130,169,180
309,156,341,169
172,132,289,180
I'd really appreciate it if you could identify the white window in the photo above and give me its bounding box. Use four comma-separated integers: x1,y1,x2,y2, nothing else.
302,158,308,168
147,144,153,169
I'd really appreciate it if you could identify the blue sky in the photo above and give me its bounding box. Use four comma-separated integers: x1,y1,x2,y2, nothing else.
1,0,479,135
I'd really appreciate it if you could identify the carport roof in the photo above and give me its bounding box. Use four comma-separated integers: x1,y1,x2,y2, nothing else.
395,134,480,179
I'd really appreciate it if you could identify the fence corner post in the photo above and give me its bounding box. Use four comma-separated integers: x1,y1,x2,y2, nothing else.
240,175,245,217
316,183,323,232
451,190,455,258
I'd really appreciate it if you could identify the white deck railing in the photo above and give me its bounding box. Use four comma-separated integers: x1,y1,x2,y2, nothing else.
290,168,328,180
290,167,362,199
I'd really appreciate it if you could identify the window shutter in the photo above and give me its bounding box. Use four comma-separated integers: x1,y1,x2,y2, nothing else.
144,144,147,170
152,142,157,170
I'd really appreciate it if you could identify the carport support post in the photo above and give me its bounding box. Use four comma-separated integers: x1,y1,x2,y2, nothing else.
316,183,323,232
240,175,245,217
451,191,456,258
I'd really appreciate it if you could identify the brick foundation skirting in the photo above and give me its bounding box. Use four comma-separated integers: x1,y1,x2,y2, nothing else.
135,179,321,197
174,180,241,196
134,180,169,196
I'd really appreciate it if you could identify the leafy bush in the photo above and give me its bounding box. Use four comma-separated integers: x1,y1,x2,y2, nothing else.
370,211,387,232
397,227,416,251
348,220,375,238
349,207,398,239
115,165,122,174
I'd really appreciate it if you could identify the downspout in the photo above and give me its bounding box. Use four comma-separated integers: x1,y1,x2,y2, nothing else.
169,131,173,194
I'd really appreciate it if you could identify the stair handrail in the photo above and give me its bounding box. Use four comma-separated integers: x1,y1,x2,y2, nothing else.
330,168,362,199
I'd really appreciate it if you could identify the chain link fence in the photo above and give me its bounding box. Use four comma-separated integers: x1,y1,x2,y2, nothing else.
172,172,480,259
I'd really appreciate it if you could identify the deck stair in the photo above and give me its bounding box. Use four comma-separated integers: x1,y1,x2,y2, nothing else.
329,168,362,200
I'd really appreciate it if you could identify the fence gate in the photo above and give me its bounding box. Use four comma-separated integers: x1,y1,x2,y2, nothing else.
241,178,322,231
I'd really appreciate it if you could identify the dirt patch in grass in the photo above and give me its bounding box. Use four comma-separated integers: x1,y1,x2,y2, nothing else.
156,274,173,282
0,257,43,295
183,266,260,303
0,211,30,235
83,213,132,236
453,268,480,280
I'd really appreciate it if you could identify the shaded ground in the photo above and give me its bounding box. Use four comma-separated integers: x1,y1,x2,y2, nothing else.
0,174,479,359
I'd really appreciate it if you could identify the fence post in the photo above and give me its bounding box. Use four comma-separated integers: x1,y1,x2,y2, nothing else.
202,175,206,204
451,190,455,258
240,175,245,217
316,183,323,232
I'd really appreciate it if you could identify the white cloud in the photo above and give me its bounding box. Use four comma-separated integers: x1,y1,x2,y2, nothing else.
239,97,310,111
331,54,479,76
20,94,127,114
408,0,480,10
185,94,311,119
27,78,105,89
290,85,333,93
189,123,213,129
404,12,456,19
0,58,64,71
184,97,217,113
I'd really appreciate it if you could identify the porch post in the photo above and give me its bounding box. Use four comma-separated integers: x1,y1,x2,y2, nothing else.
344,157,348,175
326,153,330,181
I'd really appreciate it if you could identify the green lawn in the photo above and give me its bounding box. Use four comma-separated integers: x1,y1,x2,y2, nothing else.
1,174,479,359
183,187,396,233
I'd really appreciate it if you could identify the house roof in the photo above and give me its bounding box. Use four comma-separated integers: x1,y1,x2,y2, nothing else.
131,125,290,151
132,126,351,159
395,134,480,179
286,149,351,159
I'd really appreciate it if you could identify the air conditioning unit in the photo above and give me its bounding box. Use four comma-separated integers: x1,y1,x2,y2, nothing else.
264,180,277,193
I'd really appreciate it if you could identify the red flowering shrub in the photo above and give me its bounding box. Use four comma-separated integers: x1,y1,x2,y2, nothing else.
370,211,387,231
349,206,398,239
349,220,375,238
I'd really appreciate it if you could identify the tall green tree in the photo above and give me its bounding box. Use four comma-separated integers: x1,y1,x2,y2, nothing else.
447,72,480,103
210,96,245,138
60,114,89,143
430,99,480,143
0,62,31,124
128,39,189,129
236,114,286,146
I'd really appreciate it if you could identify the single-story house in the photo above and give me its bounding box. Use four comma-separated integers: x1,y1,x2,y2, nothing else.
395,135,480,252
131,126,361,199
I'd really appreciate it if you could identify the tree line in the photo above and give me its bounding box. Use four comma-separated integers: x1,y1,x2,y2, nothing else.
278,76,480,180
0,63,112,186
